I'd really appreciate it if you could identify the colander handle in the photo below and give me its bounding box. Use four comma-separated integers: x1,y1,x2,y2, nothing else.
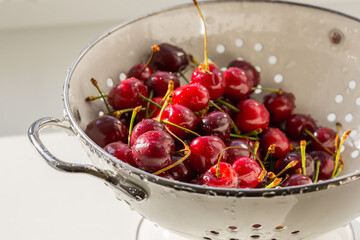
28,117,147,201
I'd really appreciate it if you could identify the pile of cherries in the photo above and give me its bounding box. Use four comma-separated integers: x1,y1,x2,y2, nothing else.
84,1,349,189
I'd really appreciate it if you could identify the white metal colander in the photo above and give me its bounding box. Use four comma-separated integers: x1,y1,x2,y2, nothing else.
28,1,360,239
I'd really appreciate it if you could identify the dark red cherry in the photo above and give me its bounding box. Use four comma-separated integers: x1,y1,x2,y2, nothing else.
172,83,210,112
232,157,262,188
85,115,128,148
235,98,270,133
158,104,199,139
103,141,136,167
130,119,165,146
167,155,196,182
282,174,312,187
309,151,335,180
226,138,261,165
312,127,338,153
158,173,176,180
285,114,317,140
127,63,154,83
191,63,225,100
263,91,295,124
189,136,227,174
228,59,260,88
223,67,252,103
131,130,174,172
152,43,189,72
261,128,290,158
275,151,315,179
208,98,237,119
146,71,180,97
190,176,203,185
107,78,148,110
201,162,238,188
199,111,232,142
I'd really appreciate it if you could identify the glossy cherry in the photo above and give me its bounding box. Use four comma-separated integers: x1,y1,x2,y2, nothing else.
151,43,189,72
107,77,148,110
191,63,225,100
131,130,174,172
85,115,128,148
228,59,260,88
167,155,196,182
198,111,232,142
172,83,210,112
285,114,317,140
232,157,262,188
130,119,165,146
146,71,180,97
261,127,290,158
223,67,252,103
201,162,238,188
263,91,295,124
312,127,338,153
158,173,176,180
235,98,270,133
226,138,261,164
275,151,315,179
127,63,154,83
282,174,312,187
189,136,227,174
310,150,335,180
103,141,136,167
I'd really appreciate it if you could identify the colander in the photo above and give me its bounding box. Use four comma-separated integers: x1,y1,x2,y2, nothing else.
28,1,360,239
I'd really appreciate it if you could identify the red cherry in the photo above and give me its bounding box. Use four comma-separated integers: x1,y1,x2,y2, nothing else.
312,127,338,153
275,151,315,179
226,138,261,165
85,115,128,148
282,174,312,187
263,91,295,124
191,64,225,100
202,162,238,188
189,136,227,174
167,155,196,182
235,98,270,133
223,67,252,103
107,78,148,110
309,151,335,180
158,173,176,180
172,83,210,112
208,98,237,119
151,43,189,72
285,114,317,140
146,71,180,97
130,119,165,146
199,111,232,142
127,63,154,83
260,128,290,158
228,59,260,88
232,157,261,188
158,104,199,139
103,141,136,167
131,130,174,172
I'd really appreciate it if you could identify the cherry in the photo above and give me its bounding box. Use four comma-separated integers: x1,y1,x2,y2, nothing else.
228,59,260,88
310,151,335,180
130,119,165,146
189,136,227,174
261,128,290,158
191,63,225,100
172,83,210,112
127,63,154,83
131,130,175,172
146,71,180,97
311,127,338,153
198,111,232,142
208,98,237,119
263,91,295,124
158,173,176,180
167,155,195,182
285,114,317,140
235,98,270,133
158,104,199,139
85,115,128,148
146,96,163,118
201,162,238,188
232,157,261,188
275,151,315,179
151,43,189,72
223,67,252,103
282,174,312,187
103,141,136,167
226,138,261,164
107,77,148,110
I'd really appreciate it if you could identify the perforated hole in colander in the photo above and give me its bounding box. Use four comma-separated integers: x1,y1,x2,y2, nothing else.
291,230,300,235
250,235,260,238
216,44,226,54
251,224,262,230
119,72,127,81
106,78,114,88
235,38,244,47
349,80,357,89
228,226,238,231
274,225,287,232
254,42,263,52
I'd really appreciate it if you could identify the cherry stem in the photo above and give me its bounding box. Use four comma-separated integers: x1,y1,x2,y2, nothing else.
90,78,112,114
145,90,154,119
264,144,276,163
265,177,282,189
214,99,240,113
209,100,241,135
313,161,321,183
331,130,351,178
193,0,209,71
179,71,190,84
304,128,337,158
253,141,259,157
334,164,343,178
113,107,146,118
335,122,342,150
189,54,200,66
251,87,283,94
137,45,159,79
161,120,201,137
275,160,298,178
85,94,109,101
291,141,312,151
258,169,267,183
139,94,162,109
229,134,259,141
127,106,142,145
300,140,307,176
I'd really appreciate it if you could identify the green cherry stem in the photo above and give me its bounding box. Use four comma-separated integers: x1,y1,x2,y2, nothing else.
85,94,109,101
161,120,201,137
275,160,298,178
127,106,142,145
193,0,209,71
265,177,282,189
214,99,240,113
90,78,112,114
145,90,154,119
179,71,190,84
331,130,351,178
313,161,321,183
137,45,159,79
139,94,162,109
300,140,307,176
113,107,146,118
229,134,259,141
210,100,241,135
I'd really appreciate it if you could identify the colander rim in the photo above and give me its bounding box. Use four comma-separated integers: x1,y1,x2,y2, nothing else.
63,0,360,197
